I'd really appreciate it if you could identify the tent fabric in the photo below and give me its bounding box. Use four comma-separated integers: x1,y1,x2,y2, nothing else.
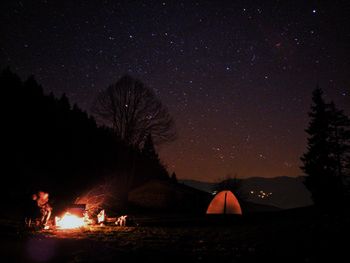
206,190,242,215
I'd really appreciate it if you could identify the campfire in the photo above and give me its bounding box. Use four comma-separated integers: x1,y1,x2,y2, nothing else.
27,190,130,230
55,204,91,230
54,204,113,230
55,212,87,229
54,209,128,229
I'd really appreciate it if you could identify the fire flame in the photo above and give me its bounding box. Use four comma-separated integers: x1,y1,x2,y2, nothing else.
55,212,86,229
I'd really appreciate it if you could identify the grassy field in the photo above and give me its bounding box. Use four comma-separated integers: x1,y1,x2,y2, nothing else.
1,209,349,262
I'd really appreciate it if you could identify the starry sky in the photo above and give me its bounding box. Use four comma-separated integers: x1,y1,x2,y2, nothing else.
1,0,349,182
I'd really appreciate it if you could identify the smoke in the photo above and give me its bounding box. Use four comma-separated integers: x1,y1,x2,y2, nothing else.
74,176,130,216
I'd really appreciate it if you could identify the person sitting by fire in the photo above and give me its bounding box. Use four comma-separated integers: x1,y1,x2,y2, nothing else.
36,191,52,229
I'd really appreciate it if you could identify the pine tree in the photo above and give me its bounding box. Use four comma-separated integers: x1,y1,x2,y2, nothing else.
301,88,350,210
139,134,169,183
328,102,350,180
142,134,158,161
171,172,178,183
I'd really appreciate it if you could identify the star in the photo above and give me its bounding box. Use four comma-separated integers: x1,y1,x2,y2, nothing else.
1,0,348,182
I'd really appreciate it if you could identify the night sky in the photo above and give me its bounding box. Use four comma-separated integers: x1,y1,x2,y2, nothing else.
1,0,349,182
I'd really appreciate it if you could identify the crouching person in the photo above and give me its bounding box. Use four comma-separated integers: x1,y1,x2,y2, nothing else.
37,191,52,229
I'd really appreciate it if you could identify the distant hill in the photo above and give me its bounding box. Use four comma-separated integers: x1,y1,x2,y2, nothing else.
179,176,313,209
179,180,214,193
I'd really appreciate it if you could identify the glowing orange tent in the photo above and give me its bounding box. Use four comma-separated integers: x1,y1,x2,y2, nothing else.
206,190,242,215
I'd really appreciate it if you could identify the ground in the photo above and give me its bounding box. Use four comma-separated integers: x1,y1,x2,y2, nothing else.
0,208,349,262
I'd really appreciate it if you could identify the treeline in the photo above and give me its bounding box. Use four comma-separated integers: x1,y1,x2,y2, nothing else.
1,68,170,212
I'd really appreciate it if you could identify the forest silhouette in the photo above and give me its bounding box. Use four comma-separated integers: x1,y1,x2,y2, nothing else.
1,68,171,218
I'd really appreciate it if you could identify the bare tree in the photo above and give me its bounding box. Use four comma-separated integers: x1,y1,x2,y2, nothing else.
92,75,176,148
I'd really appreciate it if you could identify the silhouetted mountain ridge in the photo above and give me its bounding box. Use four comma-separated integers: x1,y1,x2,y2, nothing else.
180,176,313,209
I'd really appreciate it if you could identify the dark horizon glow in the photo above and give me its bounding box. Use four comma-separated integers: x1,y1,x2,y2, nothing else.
1,0,349,182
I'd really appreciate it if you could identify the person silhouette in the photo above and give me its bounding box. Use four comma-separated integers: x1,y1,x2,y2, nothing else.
36,191,52,229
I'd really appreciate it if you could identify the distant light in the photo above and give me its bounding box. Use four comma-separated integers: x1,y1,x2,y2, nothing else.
250,191,254,194
312,9,317,14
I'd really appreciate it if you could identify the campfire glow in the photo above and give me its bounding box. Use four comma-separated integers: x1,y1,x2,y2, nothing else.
55,212,86,229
